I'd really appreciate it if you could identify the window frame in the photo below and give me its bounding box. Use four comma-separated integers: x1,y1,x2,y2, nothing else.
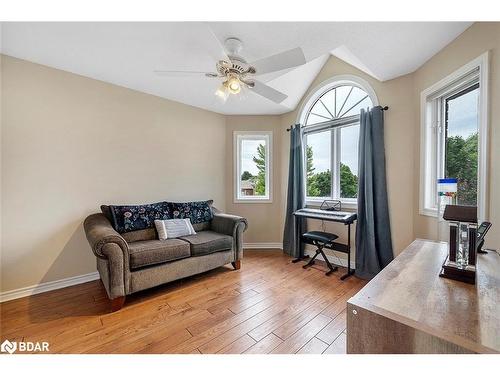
304,123,360,207
419,52,489,221
297,75,379,208
233,131,273,203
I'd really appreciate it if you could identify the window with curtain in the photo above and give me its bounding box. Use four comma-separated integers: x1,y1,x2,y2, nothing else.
302,82,374,206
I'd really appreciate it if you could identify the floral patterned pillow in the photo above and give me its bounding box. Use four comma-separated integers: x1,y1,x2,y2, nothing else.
108,200,214,234
168,200,214,224
109,201,171,234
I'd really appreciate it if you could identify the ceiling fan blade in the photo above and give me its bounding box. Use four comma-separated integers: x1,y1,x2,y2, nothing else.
249,80,288,104
250,47,306,75
203,23,230,63
154,70,218,78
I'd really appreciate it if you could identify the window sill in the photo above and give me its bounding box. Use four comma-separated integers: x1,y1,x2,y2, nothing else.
419,207,438,218
234,198,273,204
305,199,357,211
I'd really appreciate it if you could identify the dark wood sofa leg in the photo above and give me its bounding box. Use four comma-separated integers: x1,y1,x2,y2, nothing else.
110,296,126,312
231,260,241,270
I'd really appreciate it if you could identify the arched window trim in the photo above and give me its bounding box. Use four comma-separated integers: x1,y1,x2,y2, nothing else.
298,75,379,208
297,74,379,126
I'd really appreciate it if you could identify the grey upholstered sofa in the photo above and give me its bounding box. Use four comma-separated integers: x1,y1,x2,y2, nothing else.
83,205,247,311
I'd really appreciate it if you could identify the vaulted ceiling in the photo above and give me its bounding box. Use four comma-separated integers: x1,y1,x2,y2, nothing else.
1,22,472,114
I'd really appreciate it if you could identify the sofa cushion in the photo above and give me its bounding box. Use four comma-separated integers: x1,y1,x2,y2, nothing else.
109,201,171,234
192,221,211,232
122,228,157,243
128,239,190,269
169,200,214,225
179,231,232,257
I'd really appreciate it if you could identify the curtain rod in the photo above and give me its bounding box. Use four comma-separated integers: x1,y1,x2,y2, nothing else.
286,106,389,131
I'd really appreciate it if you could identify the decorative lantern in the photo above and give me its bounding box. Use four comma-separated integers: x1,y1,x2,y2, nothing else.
439,205,477,284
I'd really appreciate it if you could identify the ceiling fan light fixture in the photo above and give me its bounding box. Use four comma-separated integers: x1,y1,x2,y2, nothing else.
227,76,241,94
215,83,229,101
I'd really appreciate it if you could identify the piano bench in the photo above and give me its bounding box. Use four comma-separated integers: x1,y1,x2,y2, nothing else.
302,231,339,244
301,231,339,276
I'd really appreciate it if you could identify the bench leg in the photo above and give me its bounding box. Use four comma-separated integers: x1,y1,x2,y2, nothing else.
232,260,241,270
110,296,126,312
303,250,319,269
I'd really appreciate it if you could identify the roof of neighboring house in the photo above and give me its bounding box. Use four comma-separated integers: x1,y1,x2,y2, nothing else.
240,180,255,190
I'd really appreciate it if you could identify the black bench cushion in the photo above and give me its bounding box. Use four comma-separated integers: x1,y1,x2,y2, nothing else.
302,231,339,244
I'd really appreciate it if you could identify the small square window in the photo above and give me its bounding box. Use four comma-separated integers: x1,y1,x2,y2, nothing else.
234,131,272,203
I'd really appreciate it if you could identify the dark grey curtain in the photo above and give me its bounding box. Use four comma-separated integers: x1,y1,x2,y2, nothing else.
355,106,394,279
283,124,306,258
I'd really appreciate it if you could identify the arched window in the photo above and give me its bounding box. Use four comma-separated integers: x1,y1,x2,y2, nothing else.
298,75,378,205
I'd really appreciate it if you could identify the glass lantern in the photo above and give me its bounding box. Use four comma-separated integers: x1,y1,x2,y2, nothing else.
440,205,477,284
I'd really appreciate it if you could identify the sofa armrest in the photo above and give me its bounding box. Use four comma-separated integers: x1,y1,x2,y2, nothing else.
211,212,247,262
84,213,129,259
211,212,248,237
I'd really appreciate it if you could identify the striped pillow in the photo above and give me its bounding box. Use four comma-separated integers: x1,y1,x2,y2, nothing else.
154,219,196,240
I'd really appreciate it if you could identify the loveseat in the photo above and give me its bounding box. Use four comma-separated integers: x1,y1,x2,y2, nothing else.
83,200,247,311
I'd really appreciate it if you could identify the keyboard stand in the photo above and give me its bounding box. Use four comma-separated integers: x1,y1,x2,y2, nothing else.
292,209,357,280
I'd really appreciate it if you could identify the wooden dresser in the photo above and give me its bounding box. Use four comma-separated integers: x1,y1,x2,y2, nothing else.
347,239,500,353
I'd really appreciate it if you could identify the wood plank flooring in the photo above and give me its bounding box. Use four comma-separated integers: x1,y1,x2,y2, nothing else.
0,250,365,354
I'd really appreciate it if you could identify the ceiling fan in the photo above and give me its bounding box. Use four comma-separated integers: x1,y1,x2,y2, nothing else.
154,30,307,104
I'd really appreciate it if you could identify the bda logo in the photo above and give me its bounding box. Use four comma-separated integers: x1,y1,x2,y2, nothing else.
0,339,49,354
1,339,17,354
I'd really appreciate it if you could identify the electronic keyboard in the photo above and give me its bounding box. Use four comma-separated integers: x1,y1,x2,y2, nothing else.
294,208,357,224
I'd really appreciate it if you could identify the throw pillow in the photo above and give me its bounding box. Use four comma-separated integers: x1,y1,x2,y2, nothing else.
154,218,196,240
109,201,171,233
168,200,214,224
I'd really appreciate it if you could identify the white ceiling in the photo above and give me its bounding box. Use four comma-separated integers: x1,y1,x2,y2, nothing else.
1,22,472,115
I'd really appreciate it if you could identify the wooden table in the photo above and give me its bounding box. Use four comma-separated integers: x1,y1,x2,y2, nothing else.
347,239,500,353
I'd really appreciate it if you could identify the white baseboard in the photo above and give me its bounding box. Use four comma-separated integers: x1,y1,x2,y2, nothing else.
244,242,283,249
0,272,100,303
304,249,356,270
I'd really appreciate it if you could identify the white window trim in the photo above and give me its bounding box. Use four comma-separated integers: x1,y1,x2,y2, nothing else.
419,52,490,221
297,74,379,125
233,131,273,204
297,75,379,208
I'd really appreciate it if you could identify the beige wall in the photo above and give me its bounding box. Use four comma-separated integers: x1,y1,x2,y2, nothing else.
225,116,283,244
412,22,500,249
1,55,227,292
280,56,416,259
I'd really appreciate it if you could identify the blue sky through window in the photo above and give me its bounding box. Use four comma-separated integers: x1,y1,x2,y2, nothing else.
447,87,479,138
307,126,359,176
241,139,264,176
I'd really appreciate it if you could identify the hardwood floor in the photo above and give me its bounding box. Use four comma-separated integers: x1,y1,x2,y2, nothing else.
0,250,365,354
